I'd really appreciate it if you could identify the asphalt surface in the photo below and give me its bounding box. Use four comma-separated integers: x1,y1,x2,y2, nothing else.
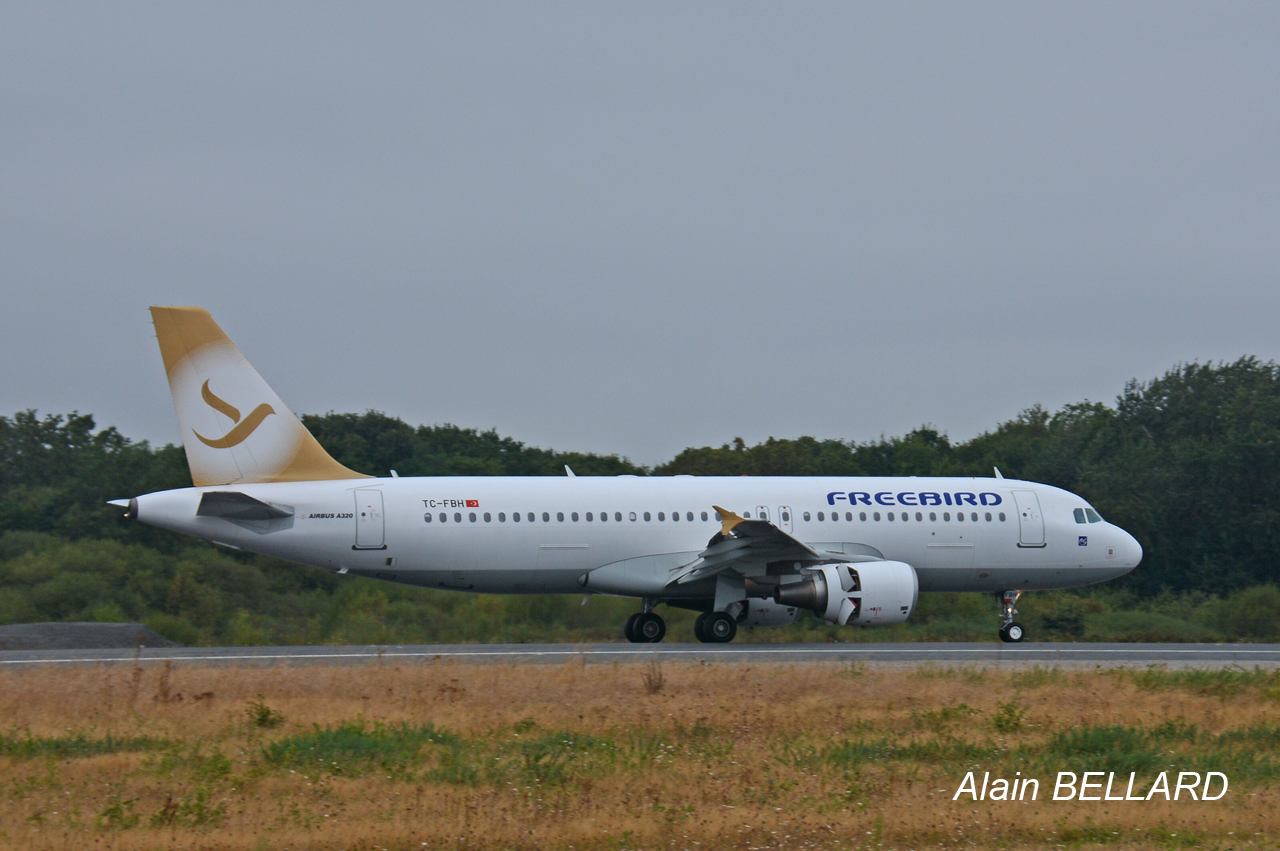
2,642,1280,668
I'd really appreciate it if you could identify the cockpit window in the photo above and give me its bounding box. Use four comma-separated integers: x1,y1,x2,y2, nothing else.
1085,508,1103,523
1073,508,1087,524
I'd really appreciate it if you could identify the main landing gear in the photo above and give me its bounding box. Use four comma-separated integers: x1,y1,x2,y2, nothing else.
998,590,1025,643
623,603,740,644
693,611,737,643
624,600,666,643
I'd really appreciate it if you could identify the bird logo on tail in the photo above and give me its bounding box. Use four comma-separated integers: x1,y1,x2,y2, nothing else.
192,380,276,449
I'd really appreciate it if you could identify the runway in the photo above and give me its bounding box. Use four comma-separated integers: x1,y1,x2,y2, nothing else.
2,642,1280,668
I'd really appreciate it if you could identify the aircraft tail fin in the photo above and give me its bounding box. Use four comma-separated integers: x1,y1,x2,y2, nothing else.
149,306,370,487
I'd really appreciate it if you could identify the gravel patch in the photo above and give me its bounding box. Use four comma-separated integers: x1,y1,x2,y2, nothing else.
0,622,181,650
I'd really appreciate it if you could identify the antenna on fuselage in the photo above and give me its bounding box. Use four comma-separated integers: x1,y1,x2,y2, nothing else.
993,467,1004,479
565,465,576,477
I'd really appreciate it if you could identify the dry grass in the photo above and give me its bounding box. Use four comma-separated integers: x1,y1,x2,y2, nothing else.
0,659,1276,849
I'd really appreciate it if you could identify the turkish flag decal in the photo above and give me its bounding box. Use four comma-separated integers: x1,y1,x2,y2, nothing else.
465,499,479,508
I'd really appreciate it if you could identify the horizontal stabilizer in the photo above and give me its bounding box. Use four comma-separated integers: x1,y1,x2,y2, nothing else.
196,491,293,521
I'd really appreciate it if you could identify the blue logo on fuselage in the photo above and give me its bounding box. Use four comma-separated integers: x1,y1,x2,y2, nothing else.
1079,536,1088,546
826,491,1003,508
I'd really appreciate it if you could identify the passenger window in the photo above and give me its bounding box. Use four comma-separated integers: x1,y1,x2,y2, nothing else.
484,512,491,522
887,512,894,521
1086,508,1103,523
846,512,853,521
1074,508,1087,524
615,512,622,522
424,513,432,523
658,512,665,521
672,511,680,522
957,512,964,522
999,512,1006,521
556,512,564,522
571,512,579,522
781,511,790,522
454,512,461,523
803,511,811,521
915,512,922,521
469,512,477,522
499,512,506,522
600,512,607,522
873,512,881,521
744,511,751,518
701,511,709,521
687,512,694,521
541,512,549,522
985,512,991,521
585,512,593,521
512,512,520,522
929,512,936,521
530,513,537,522
439,513,447,523
971,512,978,522
644,511,651,521
817,511,825,521
859,512,867,521
629,512,636,521
943,512,950,521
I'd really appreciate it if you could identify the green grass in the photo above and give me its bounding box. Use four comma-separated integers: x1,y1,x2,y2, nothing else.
261,719,458,777
1118,664,1280,697
0,731,169,759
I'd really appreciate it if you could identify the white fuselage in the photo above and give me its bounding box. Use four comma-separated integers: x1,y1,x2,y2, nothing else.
133,475,1142,599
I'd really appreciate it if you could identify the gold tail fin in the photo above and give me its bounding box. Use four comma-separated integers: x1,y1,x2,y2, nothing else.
150,306,369,486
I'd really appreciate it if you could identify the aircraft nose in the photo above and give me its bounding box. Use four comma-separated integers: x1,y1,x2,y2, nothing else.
1120,529,1143,568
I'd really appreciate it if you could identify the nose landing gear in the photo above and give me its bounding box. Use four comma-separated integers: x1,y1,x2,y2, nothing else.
998,590,1025,643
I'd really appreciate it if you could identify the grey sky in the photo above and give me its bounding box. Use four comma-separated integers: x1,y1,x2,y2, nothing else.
2,4,1277,466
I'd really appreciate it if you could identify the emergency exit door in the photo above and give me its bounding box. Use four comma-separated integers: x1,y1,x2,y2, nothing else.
776,506,793,534
354,489,386,549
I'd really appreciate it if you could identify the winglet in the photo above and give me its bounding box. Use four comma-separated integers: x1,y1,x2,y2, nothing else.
712,505,747,537
994,467,1004,479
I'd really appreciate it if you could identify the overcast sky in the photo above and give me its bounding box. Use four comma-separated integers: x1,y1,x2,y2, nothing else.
2,3,1277,466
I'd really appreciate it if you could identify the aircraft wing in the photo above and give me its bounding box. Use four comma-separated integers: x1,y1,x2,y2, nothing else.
666,505,849,585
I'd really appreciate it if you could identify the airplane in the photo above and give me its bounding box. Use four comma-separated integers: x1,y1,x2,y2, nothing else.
111,307,1143,644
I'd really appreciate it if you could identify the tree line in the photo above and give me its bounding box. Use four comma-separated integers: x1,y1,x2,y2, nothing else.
1,356,1278,643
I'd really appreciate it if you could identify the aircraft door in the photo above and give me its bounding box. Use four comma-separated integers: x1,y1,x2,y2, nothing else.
354,488,386,549
755,506,770,523
1012,490,1045,547
777,506,793,534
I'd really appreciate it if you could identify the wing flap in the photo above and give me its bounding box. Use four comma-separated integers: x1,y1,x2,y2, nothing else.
667,505,849,584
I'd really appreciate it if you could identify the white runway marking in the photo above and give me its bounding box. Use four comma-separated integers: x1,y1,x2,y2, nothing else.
2,643,1280,667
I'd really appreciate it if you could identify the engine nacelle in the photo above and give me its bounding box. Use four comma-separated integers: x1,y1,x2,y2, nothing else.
736,598,800,628
773,561,918,626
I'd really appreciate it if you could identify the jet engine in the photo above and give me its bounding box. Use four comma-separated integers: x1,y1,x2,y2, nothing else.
773,562,918,626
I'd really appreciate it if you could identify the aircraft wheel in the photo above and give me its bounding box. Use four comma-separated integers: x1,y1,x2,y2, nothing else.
693,612,709,642
624,613,642,643
634,612,666,643
999,622,1025,643
703,612,737,644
